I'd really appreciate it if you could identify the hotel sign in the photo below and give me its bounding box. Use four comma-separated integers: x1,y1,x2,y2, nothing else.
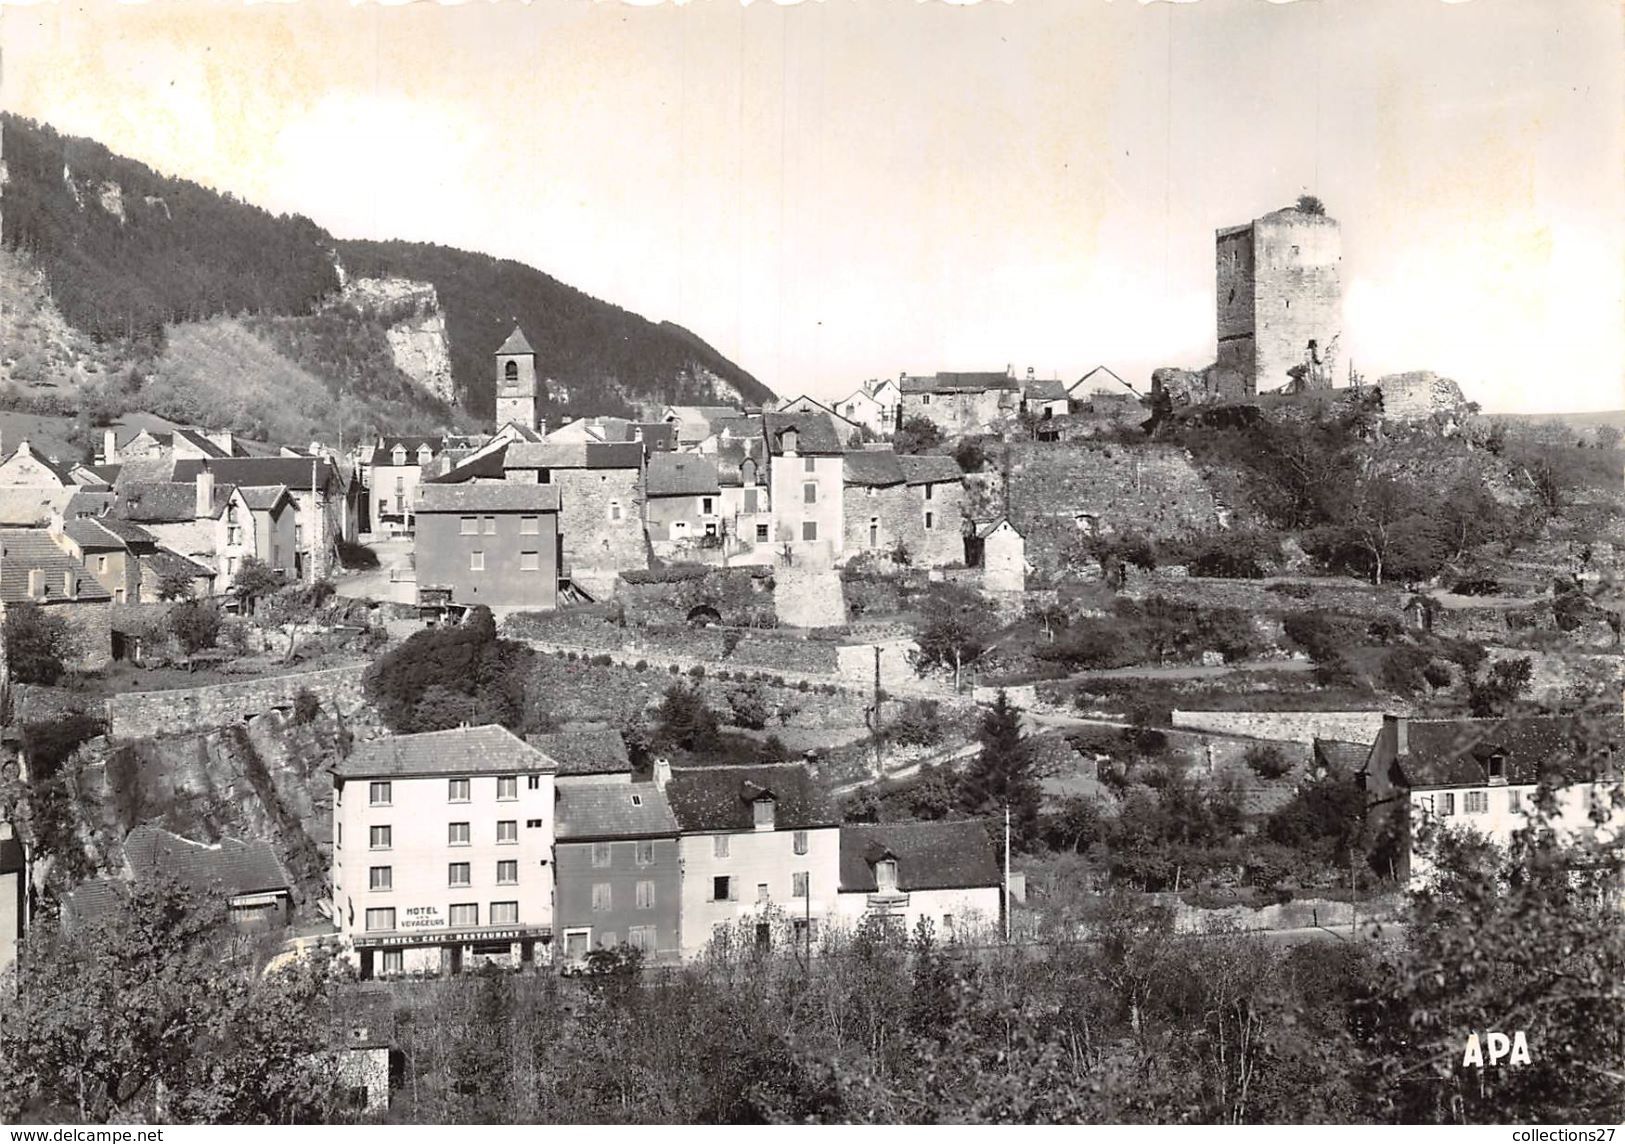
400,906,444,931
353,924,552,950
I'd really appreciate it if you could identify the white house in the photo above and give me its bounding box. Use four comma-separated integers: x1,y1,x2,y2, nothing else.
835,819,1003,942
664,762,841,960
332,725,559,978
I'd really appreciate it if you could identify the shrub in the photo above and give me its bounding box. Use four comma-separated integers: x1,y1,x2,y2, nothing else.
335,538,380,570
362,606,529,733
169,600,223,656
670,664,681,675
887,699,943,747
1244,744,1294,781
1379,646,1431,696
1266,582,1315,600
292,687,321,724
688,665,705,678
726,682,773,731
1183,528,1278,579
1312,652,1363,689
592,654,613,667
1422,659,1454,689
1366,616,1405,645
796,679,811,692
1282,610,1363,662
4,603,70,685
634,660,648,672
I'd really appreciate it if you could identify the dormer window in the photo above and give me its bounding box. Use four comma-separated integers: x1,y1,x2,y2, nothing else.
1487,754,1507,785
417,446,432,466
752,797,775,831
392,447,406,466
876,858,898,894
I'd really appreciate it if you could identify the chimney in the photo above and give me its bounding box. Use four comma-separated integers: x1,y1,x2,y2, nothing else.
27,569,44,599
103,429,118,464
652,756,672,790
1384,713,1409,756
194,463,215,519
208,430,234,454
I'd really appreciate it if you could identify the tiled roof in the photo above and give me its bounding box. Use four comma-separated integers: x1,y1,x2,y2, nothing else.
557,781,679,840
762,410,847,456
113,481,232,523
62,877,128,929
1314,738,1373,776
503,441,643,471
631,423,679,451
172,457,339,492
332,987,396,1050
645,453,720,497
900,371,1015,395
664,762,837,832
427,446,508,484
898,455,963,485
65,490,117,518
335,725,559,780
63,518,129,551
526,725,633,777
376,436,444,456
124,825,291,899
1390,716,1618,789
497,326,535,355
0,486,75,527
143,547,216,581
714,436,767,487
1071,366,1129,394
838,819,1002,892
83,464,123,485
414,483,560,513
94,517,157,546
237,485,292,512
842,451,906,487
0,529,114,603
969,517,1018,540
0,444,77,485
171,428,231,459
1023,378,1069,401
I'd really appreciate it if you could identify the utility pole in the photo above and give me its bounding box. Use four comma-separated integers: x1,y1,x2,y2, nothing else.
1003,805,1012,943
872,645,883,779
309,451,320,585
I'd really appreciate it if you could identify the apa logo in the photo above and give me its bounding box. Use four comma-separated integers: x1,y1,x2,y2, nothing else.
1462,1031,1531,1068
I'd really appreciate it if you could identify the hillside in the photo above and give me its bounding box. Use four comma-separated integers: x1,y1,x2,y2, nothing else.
0,114,773,435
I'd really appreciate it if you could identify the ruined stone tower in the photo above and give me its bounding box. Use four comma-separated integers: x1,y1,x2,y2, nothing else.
1215,206,1343,396
494,325,539,431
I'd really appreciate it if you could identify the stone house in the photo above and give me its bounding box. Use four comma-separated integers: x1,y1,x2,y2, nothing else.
1358,714,1625,889
138,548,216,604
899,455,967,567
0,440,76,489
59,518,143,605
776,395,864,442
835,819,1003,941
898,371,1019,437
413,482,560,613
715,433,773,556
662,405,744,448
665,762,842,961
644,453,724,555
501,441,647,591
124,825,294,928
113,469,296,595
0,528,114,669
554,779,682,964
1021,378,1070,421
833,378,901,438
172,457,358,580
1067,366,1132,401
362,436,444,533
965,516,1026,593
841,450,910,557
763,411,847,560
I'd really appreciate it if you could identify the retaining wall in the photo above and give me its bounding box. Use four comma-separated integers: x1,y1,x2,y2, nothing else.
1170,709,1387,746
106,665,371,741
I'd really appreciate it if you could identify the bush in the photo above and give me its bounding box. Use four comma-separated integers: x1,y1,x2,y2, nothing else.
591,654,613,667
1312,652,1363,689
292,687,321,724
335,539,380,570
1379,645,1431,696
1266,581,1315,600
1182,528,1278,579
1244,744,1295,781
654,682,722,752
726,682,773,731
887,699,943,747
362,606,529,733
1282,610,1363,662
4,603,70,685
1422,659,1454,689
954,437,991,473
688,665,705,678
1366,616,1405,645
168,600,223,656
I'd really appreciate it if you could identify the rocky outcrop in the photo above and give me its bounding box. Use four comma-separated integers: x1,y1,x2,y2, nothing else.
339,275,457,404
1375,371,1472,423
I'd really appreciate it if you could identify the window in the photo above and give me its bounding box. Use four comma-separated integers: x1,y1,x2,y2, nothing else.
369,866,392,891
393,447,407,466
394,476,405,496
448,903,478,928
369,782,391,806
792,871,809,898
925,511,934,531
610,500,625,521
636,880,655,910
757,882,770,904
712,875,733,902
754,800,776,830
381,950,404,975
924,483,934,501
364,908,395,933
1509,789,1524,813
490,901,519,926
876,859,899,894
226,556,239,578
1465,790,1489,815
336,822,342,848
520,551,540,571
496,860,519,885
942,914,955,935
803,457,817,473
295,525,305,547
519,515,540,534
481,516,496,534
563,930,591,959
921,394,931,405
460,516,478,535
592,842,613,867
227,526,242,546
505,361,519,382
527,775,541,790
1439,793,1456,817
448,862,471,887
496,820,518,845
802,520,818,542
448,778,471,803
713,835,730,858
497,776,518,801
793,830,808,855
526,818,543,829
635,839,654,865
803,482,817,505
756,523,769,542
627,925,656,952
702,497,714,515
96,555,109,574
792,918,820,944
592,883,613,912
369,825,391,850
469,550,485,572
448,822,471,846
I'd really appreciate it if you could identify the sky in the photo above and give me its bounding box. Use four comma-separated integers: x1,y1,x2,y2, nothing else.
3,0,1622,414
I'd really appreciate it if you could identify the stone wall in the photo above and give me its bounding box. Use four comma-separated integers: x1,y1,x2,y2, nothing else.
505,609,846,676
1170,709,1387,747
1123,572,1405,624
106,665,371,741
1248,211,1342,393
1376,371,1470,421
555,466,647,582
613,567,777,627
836,639,920,691
51,601,113,672
1004,443,1221,572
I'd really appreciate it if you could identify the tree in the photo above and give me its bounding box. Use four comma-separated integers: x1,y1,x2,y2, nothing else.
156,568,196,601
258,579,335,662
1322,476,1444,585
4,603,69,685
1295,194,1327,215
913,585,997,690
894,415,944,455
1244,743,1294,781
1436,477,1506,559
230,556,286,612
168,599,223,657
653,681,722,753
957,690,1042,845
363,605,530,733
1467,656,1534,717
953,437,990,473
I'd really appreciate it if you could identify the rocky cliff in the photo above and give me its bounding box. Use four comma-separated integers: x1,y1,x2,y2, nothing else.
338,273,457,405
